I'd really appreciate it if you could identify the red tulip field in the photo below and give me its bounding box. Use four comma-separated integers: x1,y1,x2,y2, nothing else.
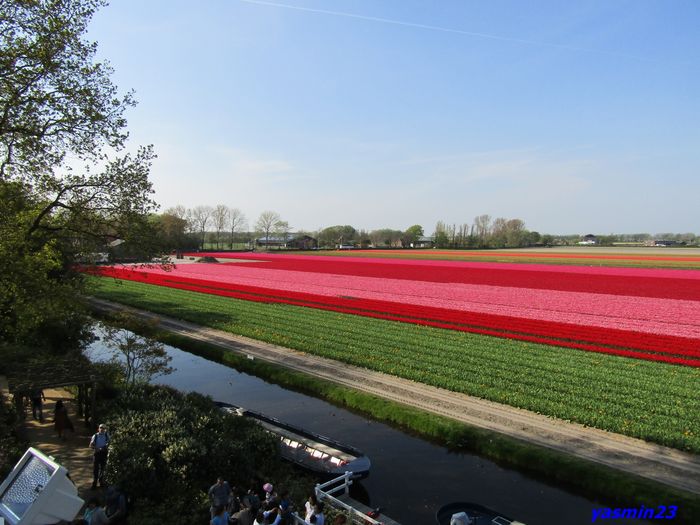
91,252,700,367
87,252,700,452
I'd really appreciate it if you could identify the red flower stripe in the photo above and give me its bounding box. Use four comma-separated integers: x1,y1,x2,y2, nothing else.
186,252,700,301
362,249,700,262
186,252,700,279
90,266,700,367
213,257,700,301
103,262,700,339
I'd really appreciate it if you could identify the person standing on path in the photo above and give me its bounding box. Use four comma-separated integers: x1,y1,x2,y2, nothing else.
89,423,110,489
30,388,45,422
53,399,74,439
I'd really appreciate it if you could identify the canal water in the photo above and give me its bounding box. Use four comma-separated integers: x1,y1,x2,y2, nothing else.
86,327,654,525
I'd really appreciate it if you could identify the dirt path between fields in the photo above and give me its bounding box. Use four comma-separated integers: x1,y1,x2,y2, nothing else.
89,297,700,496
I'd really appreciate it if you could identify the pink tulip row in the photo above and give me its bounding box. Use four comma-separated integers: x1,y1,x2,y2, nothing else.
120,263,700,340
89,254,700,366
190,251,700,280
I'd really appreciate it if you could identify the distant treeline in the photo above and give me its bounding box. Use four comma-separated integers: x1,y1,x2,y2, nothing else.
148,205,698,251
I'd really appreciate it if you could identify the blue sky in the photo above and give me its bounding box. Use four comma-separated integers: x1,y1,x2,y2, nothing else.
89,0,699,234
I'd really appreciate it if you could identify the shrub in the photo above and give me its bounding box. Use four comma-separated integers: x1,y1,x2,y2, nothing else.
0,403,26,480
103,384,279,522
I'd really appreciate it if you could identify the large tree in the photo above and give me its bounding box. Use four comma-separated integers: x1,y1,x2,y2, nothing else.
0,0,158,348
211,204,229,249
402,224,424,247
150,210,195,251
227,207,247,248
1,0,157,245
369,228,403,248
318,225,356,248
473,214,492,246
187,205,213,249
255,210,282,246
432,222,450,249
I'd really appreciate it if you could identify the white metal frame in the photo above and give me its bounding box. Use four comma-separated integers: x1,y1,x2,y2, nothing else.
315,472,383,525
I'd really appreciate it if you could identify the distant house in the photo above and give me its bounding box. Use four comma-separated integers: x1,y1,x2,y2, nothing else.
255,236,290,248
288,235,318,250
578,234,597,245
652,239,685,247
256,233,318,250
412,236,435,248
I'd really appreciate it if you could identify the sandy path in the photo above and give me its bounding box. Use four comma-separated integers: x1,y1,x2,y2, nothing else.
19,390,101,499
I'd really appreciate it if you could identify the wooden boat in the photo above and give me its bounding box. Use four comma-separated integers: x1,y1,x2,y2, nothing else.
216,401,371,479
435,502,526,525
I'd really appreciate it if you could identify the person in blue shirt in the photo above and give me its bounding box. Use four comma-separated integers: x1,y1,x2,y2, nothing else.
211,505,230,525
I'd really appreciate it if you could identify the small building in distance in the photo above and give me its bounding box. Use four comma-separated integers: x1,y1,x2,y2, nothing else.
255,236,288,248
255,233,317,250
645,239,686,247
412,236,435,248
578,234,597,245
288,235,318,250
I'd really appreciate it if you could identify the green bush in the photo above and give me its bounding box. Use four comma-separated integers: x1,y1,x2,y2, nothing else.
0,403,26,480
103,385,280,523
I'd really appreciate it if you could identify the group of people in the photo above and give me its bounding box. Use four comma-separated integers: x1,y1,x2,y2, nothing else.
81,486,128,525
29,389,108,488
29,389,75,439
28,387,116,522
208,478,328,525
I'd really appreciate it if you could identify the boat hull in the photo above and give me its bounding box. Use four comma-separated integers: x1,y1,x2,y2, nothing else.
216,401,370,479
436,502,520,525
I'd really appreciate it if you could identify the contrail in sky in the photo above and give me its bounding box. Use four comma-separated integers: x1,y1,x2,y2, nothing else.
237,0,659,63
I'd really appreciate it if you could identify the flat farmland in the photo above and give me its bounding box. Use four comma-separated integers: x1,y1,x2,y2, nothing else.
97,253,700,367
306,246,700,269
88,252,700,454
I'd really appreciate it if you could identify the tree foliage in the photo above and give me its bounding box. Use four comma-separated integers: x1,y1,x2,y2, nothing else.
0,0,159,348
0,0,158,249
150,211,196,251
432,215,535,249
255,210,283,244
0,181,88,347
2,0,127,176
368,228,403,247
211,204,229,249
318,225,356,248
402,224,424,246
103,385,281,523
